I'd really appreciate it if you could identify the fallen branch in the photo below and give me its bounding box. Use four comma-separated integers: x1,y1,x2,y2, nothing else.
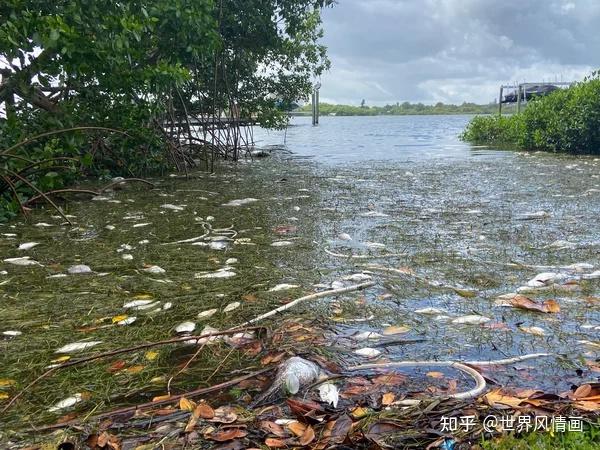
348,353,554,403
235,281,376,328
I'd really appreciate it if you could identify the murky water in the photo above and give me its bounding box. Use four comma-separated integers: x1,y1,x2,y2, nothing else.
1,115,599,437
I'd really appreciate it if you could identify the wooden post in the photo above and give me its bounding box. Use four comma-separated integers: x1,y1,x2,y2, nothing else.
517,84,521,114
498,86,503,116
315,88,319,125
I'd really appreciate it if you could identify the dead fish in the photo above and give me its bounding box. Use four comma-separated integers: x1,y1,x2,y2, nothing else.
198,308,218,319
451,315,491,325
67,265,93,275
143,265,166,274
3,256,41,266
271,241,294,247
48,393,83,412
354,347,382,358
269,283,300,292
338,233,353,241
516,211,550,220
175,321,196,334
223,302,240,312
251,357,322,406
222,198,259,207
55,341,102,353
18,242,40,250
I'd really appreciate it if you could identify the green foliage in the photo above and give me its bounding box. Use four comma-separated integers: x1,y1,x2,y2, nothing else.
481,423,600,450
461,74,600,154
0,0,333,219
298,101,502,116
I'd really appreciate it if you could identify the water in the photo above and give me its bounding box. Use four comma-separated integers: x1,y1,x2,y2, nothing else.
254,115,506,162
2,115,599,438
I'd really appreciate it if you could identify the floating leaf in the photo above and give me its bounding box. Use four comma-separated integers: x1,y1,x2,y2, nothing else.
179,397,196,412
426,371,444,379
382,392,395,406
484,389,523,408
508,295,560,313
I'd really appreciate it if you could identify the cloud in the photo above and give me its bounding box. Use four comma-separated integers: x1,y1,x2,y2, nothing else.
318,0,599,104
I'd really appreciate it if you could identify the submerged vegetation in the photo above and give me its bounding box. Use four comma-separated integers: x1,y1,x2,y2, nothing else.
461,73,600,154
0,0,334,221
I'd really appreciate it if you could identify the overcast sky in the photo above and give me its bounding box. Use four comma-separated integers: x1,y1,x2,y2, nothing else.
318,0,599,105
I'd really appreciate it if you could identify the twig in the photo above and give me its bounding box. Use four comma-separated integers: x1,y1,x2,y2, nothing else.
235,281,376,327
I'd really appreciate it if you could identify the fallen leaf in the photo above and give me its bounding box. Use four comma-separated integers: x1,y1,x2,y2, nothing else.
259,421,287,437
287,421,307,437
350,406,370,419
179,397,196,412
484,389,523,408
299,425,315,446
329,414,352,444
573,384,592,399
265,438,287,448
382,392,395,405
152,394,171,402
124,365,144,374
0,393,9,400
426,371,444,379
508,295,560,313
365,421,403,446
145,351,159,361
207,428,247,442
107,360,127,373
0,379,16,388
372,373,407,386
210,406,238,424
453,288,478,298
111,315,129,324
261,352,286,366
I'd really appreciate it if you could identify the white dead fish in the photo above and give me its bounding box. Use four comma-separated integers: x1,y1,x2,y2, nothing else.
526,272,559,287
225,258,238,265
196,269,236,279
342,273,372,282
223,302,241,313
0,270,7,276
175,321,196,334
133,223,151,228
209,241,228,250
161,204,185,211
451,315,491,325
563,263,594,271
352,331,383,341
271,241,294,247
67,265,93,275
122,254,134,261
143,265,166,274
2,330,22,337
139,239,150,244
251,357,321,406
361,211,389,217
318,383,339,408
134,301,160,310
48,393,83,412
34,222,53,227
338,233,352,241
415,307,446,315
222,198,259,207
118,244,133,252
3,256,41,266
117,317,137,326
582,270,600,280
55,341,102,353
354,347,382,358
47,274,68,279
269,283,300,292
105,225,116,231
198,308,218,319
205,216,215,221
163,302,173,310
124,300,154,309
364,242,386,249
516,211,550,220
331,280,345,290
18,242,40,250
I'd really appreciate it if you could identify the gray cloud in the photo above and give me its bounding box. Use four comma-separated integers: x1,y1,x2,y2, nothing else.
319,0,599,104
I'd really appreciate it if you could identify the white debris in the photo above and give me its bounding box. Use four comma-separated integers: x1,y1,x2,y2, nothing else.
143,265,166,274
354,347,382,358
117,317,137,326
34,222,53,227
123,300,154,309
105,225,116,231
161,204,185,211
122,254,134,261
198,308,218,319
55,341,102,353
223,302,241,313
2,330,22,337
225,258,238,265
0,270,7,275
360,211,389,217
271,241,294,247
415,307,446,315
342,273,372,282
338,233,352,241
364,242,386,249
48,393,83,412
269,283,300,292
222,198,259,207
318,383,339,408
18,242,40,250
132,223,151,228
526,272,559,287
516,211,550,220
451,315,491,325
3,256,41,266
582,270,600,280
175,321,196,334
67,265,93,275
196,269,236,279
118,244,134,252
163,302,173,310
352,331,383,341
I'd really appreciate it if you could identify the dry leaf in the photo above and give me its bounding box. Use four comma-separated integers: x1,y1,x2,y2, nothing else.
484,389,523,407
111,315,128,324
350,406,370,419
573,384,592,399
259,420,287,437
299,425,315,446
124,365,144,374
382,392,395,405
207,428,247,442
329,414,352,444
265,438,287,448
508,295,560,313
107,360,126,373
152,394,171,402
179,397,196,412
426,371,444,379
145,351,159,361
0,379,16,387
287,421,307,437
210,406,238,424
382,325,410,335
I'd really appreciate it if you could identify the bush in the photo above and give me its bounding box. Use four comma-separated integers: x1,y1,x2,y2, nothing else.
461,74,600,154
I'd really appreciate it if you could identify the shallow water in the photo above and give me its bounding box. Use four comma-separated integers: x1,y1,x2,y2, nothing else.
1,115,600,436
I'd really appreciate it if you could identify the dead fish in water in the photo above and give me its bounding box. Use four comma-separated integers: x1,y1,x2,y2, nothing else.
251,356,323,407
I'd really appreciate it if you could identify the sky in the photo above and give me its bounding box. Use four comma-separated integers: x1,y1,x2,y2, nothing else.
318,0,600,105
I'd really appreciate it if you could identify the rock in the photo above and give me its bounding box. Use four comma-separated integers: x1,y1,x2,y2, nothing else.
67,265,93,275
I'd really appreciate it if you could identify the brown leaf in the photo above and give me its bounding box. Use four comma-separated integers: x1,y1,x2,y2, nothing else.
426,371,444,379
96,432,121,450
210,406,238,424
265,437,288,448
484,389,523,408
381,392,395,406
365,421,403,447
286,398,323,420
573,384,592,399
372,373,407,386
287,421,307,437
243,294,258,302
329,414,352,444
107,360,126,373
179,397,196,412
259,420,287,438
207,428,247,442
261,352,287,366
299,425,315,446
185,402,215,432
508,295,560,313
